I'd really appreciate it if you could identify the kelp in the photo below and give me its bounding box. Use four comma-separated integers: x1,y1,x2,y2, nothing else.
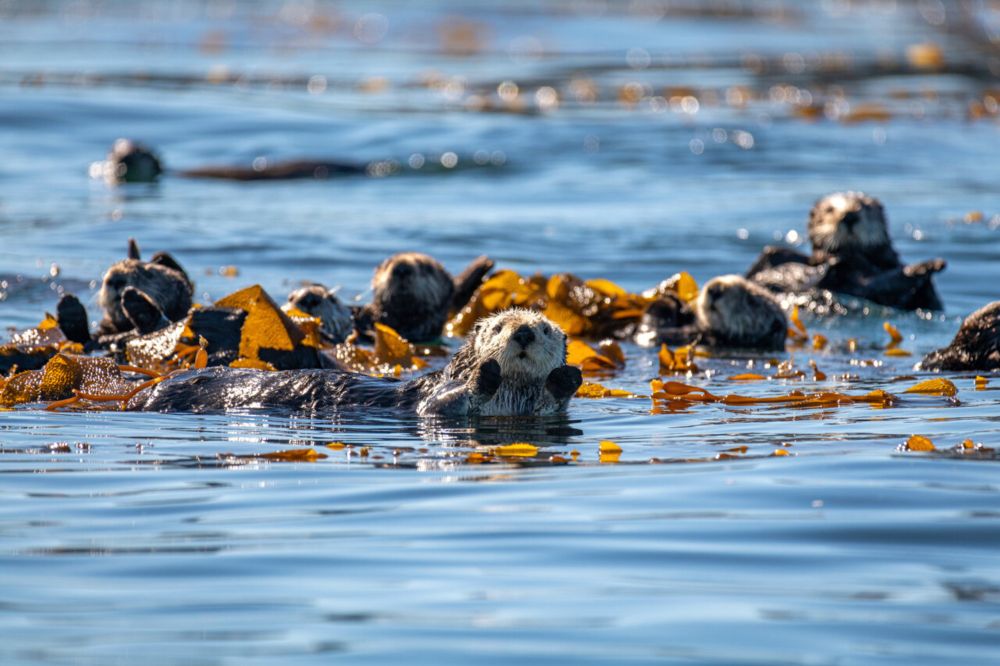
447,269,668,340
1,353,136,408
0,314,83,374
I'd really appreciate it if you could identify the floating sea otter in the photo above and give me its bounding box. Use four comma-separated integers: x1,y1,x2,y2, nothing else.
353,252,494,343
920,301,1000,371
747,192,945,311
94,138,497,184
53,239,193,348
130,309,583,416
636,275,788,352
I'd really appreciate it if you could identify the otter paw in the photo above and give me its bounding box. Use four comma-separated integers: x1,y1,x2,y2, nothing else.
122,286,167,334
546,365,583,400
476,359,502,397
56,293,91,344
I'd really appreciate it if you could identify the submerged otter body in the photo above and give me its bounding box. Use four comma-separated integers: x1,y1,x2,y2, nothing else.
133,309,582,417
637,275,787,352
747,192,945,311
97,139,498,185
920,301,1000,371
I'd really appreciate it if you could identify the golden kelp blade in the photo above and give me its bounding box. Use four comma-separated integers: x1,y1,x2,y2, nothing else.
374,323,427,369
658,343,697,373
904,435,936,451
567,340,619,373
4,354,131,408
215,284,309,358
575,381,634,398
258,448,328,462
492,443,538,457
884,321,903,347
905,378,957,397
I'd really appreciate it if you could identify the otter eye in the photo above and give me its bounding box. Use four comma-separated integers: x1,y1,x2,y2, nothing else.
825,206,834,213
493,323,503,334
542,324,552,336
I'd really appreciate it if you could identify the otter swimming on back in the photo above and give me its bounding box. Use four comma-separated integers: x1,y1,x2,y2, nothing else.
131,309,582,417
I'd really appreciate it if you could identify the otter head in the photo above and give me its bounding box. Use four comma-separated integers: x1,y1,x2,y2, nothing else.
99,252,192,334
921,301,1000,371
283,284,353,344
105,138,163,184
449,309,567,385
371,252,455,341
695,275,787,351
808,192,894,265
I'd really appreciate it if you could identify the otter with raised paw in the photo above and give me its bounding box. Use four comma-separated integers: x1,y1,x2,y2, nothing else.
920,301,1000,371
638,275,787,352
747,192,945,311
97,239,193,338
130,309,582,417
356,252,494,343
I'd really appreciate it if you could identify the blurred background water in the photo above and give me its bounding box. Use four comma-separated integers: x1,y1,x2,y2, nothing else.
1,1,999,664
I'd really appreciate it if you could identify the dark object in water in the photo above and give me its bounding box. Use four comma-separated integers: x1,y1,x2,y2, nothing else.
179,160,365,181
921,301,1000,371
56,293,91,345
747,192,945,311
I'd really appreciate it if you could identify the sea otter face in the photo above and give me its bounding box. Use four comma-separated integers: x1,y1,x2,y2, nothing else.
695,275,787,350
284,284,353,344
100,259,191,332
472,309,567,382
808,191,890,257
372,253,453,311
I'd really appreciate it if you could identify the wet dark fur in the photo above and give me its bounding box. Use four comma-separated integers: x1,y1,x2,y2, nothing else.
921,301,1000,371
359,253,493,343
747,193,944,311
132,310,581,416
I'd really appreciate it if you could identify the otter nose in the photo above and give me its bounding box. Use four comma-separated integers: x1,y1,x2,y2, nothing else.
512,324,535,348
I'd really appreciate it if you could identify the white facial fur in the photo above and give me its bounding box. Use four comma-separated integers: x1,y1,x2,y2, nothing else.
469,309,566,383
808,191,889,255
284,284,354,343
696,275,786,346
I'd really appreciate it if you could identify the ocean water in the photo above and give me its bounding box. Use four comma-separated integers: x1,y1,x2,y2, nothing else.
1,1,999,664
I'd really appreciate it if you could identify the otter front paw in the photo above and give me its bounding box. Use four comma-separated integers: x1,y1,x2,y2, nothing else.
476,359,502,397
545,365,583,400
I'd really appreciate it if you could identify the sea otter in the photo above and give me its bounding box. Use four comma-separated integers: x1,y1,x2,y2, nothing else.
96,139,497,184
97,239,193,338
356,252,494,343
636,275,787,351
747,192,945,311
131,309,583,417
920,301,1000,371
283,284,354,344
94,139,164,184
